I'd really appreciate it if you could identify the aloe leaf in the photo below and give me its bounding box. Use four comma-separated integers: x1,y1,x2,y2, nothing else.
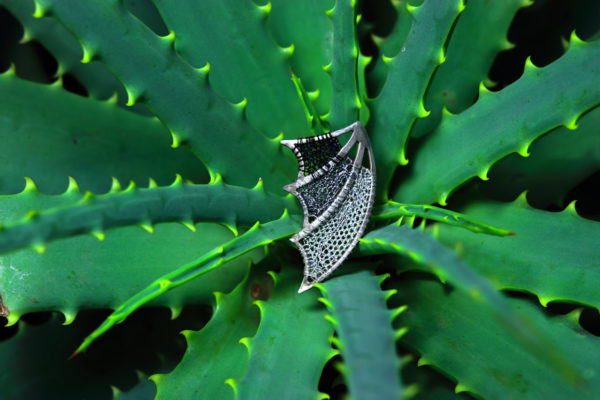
151,0,310,140
367,0,414,96
291,71,326,135
435,195,600,310
72,214,300,354
0,222,254,325
318,271,403,400
35,0,295,192
359,223,581,383
394,276,600,399
369,0,464,198
153,265,271,400
0,0,124,101
373,201,513,236
411,0,528,137
268,0,333,116
325,0,364,128
115,378,156,400
482,105,600,208
233,266,335,400
0,72,205,195
401,353,466,400
395,35,600,205
0,177,297,255
123,0,168,36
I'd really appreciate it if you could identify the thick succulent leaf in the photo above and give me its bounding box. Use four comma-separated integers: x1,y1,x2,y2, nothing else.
73,213,300,354
369,0,464,198
435,195,600,309
367,0,413,97
268,0,333,116
319,271,402,400
373,201,513,236
482,105,600,208
0,178,297,255
114,378,157,400
394,276,600,399
233,266,335,400
411,0,527,137
359,223,580,381
0,0,124,101
151,0,310,140
35,0,295,192
123,0,168,36
325,0,364,128
0,72,204,195
0,222,255,325
154,265,271,400
401,354,467,400
395,35,600,205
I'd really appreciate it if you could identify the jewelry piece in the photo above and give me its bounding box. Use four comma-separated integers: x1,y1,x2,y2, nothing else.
281,121,376,292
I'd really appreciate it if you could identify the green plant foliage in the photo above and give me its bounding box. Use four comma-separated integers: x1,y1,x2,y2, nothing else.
394,276,600,399
318,271,403,400
435,194,600,309
0,0,599,399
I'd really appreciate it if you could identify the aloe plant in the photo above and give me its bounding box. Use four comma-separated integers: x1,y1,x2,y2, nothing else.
0,0,599,399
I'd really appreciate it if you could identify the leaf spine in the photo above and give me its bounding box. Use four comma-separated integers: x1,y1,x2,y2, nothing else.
80,43,96,64
139,223,154,234
91,230,105,241
170,130,183,148
23,177,38,193
109,177,122,193
280,43,294,59
564,115,579,130
62,310,77,325
255,1,271,17
32,1,50,18
455,383,470,394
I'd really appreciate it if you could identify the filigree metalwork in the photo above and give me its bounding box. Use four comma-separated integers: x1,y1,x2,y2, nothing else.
281,122,376,292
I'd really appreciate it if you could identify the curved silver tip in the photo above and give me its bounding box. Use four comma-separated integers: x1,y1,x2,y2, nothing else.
298,278,314,293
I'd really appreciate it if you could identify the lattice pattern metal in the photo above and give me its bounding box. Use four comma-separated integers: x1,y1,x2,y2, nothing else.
281,122,376,293
297,158,353,222
297,167,373,284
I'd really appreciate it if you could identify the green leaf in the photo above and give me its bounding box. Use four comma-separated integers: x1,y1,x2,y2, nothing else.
325,0,363,128
0,178,297,255
234,266,335,400
72,214,300,354
369,0,464,198
373,201,513,236
0,73,204,195
0,222,254,325
151,0,310,140
367,0,414,97
394,276,600,399
359,223,581,383
395,35,600,205
319,271,403,400
482,105,600,208
411,0,528,137
154,265,271,400
35,0,295,192
268,0,333,117
0,0,125,101
435,195,600,309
